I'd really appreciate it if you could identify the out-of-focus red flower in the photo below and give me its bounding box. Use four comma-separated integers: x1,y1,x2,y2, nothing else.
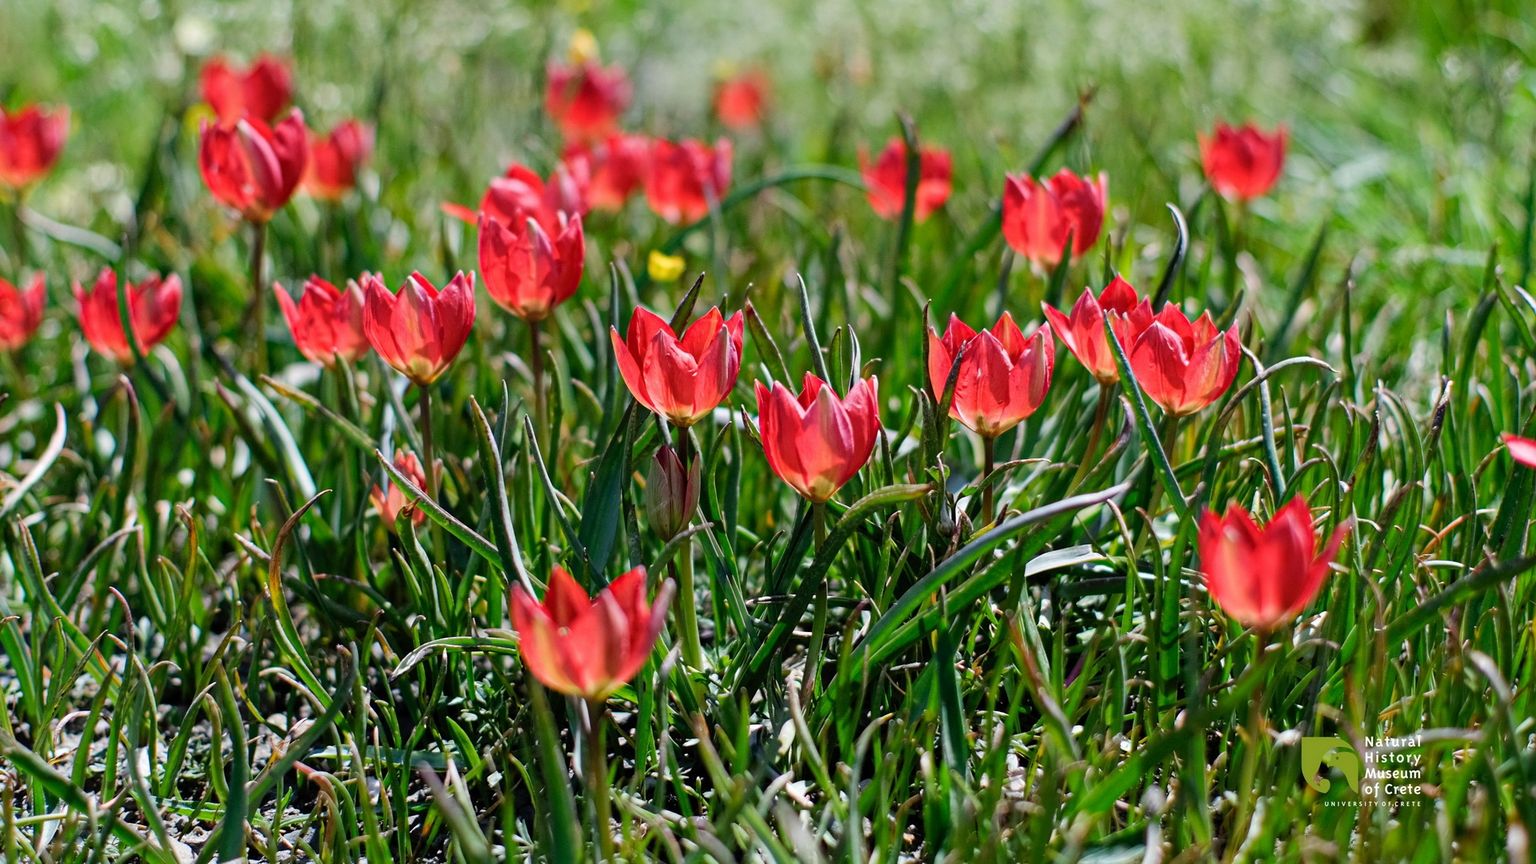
755,373,880,502
1001,168,1108,266
74,268,181,363
1504,434,1536,468
860,138,953,223
273,275,369,366
479,213,585,322
545,59,632,144
1200,496,1345,632
510,566,673,701
304,119,373,200
714,69,770,130
362,271,476,386
562,134,649,212
927,312,1054,439
198,111,308,222
646,444,701,539
1042,276,1143,384
200,55,293,125
371,449,428,529
443,162,587,233
611,306,744,428
0,273,46,351
1199,121,1287,201
645,138,732,224
0,105,68,189
1127,303,1241,416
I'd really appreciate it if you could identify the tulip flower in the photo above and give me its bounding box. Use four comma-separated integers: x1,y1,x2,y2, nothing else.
444,162,586,234
362,271,476,386
755,373,880,503
1199,496,1345,632
714,69,770,130
860,138,953,223
647,250,685,283
200,54,294,124
1504,434,1536,468
1042,276,1144,384
646,444,701,540
510,565,673,701
611,306,745,428
562,134,649,212
1126,303,1241,416
0,273,45,351
645,138,732,224
478,213,585,322
0,105,69,189
303,119,374,201
273,275,369,366
198,111,309,223
371,449,428,530
1002,168,1108,266
544,57,632,144
75,268,182,363
1199,121,1287,201
926,312,1054,439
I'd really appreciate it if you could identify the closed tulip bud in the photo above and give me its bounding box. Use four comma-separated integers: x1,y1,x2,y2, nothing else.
362,272,476,386
74,268,181,363
479,213,584,322
273,275,369,366
1200,496,1346,632
0,273,46,352
544,56,632,144
1001,168,1108,266
714,69,771,130
198,111,308,222
647,445,701,539
304,120,374,200
0,105,69,189
1127,303,1241,416
510,566,673,702
370,449,428,530
927,312,1054,439
1199,121,1287,201
755,373,880,502
1042,276,1143,384
612,306,744,428
860,138,953,222
645,138,732,224
562,134,649,212
1504,434,1536,468
200,54,293,124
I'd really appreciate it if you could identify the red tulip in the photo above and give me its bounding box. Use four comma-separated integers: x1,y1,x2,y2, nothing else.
645,138,732,224
545,59,632,144
273,275,369,366
304,120,374,200
444,162,586,233
0,273,46,351
1126,303,1241,416
1001,168,1108,266
611,306,744,428
562,134,649,212
75,267,182,363
200,55,293,124
1042,276,1144,384
755,373,880,502
646,444,701,539
1199,121,1287,201
927,312,1054,438
0,105,68,189
1199,496,1345,632
198,111,308,222
510,566,674,701
715,70,770,130
860,138,953,223
478,212,585,322
362,272,476,385
1504,434,1536,468
371,449,428,529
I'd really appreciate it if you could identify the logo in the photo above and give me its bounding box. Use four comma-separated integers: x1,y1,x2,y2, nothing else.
1301,737,1360,793
1300,734,1425,806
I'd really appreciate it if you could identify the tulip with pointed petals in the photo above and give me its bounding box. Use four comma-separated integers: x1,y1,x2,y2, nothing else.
927,312,1054,439
1200,496,1345,632
0,273,45,351
362,272,476,386
1199,121,1287,201
1002,168,1108,266
371,449,428,530
510,566,673,701
1126,303,1241,416
200,54,293,124
0,105,68,189
715,69,770,130
755,373,881,502
645,138,732,224
1042,276,1144,384
75,268,181,363
444,162,586,233
1504,434,1536,468
479,213,585,322
273,275,369,366
861,138,953,223
198,111,308,222
562,134,649,212
304,120,374,201
545,59,632,144
612,306,744,428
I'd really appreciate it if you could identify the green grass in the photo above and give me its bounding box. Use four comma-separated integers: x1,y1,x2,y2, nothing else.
3,0,1536,861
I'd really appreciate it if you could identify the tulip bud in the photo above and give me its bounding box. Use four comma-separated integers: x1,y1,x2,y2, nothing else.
647,445,701,539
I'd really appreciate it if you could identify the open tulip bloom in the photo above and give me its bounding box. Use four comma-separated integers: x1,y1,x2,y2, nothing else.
198,111,309,223
200,54,293,125
274,275,369,366
755,373,881,503
75,268,182,364
1002,168,1108,267
927,312,1054,439
861,138,953,222
444,162,587,234
1199,121,1288,201
1199,496,1346,633
544,59,632,145
1043,276,1143,384
0,273,46,352
479,213,585,322
1125,303,1242,416
362,272,476,386
304,119,374,200
612,306,744,428
645,138,732,224
562,134,650,212
0,105,69,190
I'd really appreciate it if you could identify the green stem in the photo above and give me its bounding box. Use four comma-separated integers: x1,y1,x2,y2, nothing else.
585,701,615,861
9,192,27,271
1067,383,1114,492
802,501,830,701
530,317,547,443
674,430,704,670
981,435,997,526
1227,630,1271,859
419,384,436,499
245,220,269,370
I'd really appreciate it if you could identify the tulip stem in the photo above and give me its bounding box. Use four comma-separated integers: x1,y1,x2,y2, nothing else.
529,318,548,442
585,700,616,860
1067,383,1115,492
1229,630,1271,853
981,435,997,525
418,384,436,499
244,219,269,370
673,430,705,670
8,192,27,271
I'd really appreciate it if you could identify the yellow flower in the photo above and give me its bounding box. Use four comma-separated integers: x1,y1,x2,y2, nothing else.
648,251,686,283
568,29,599,64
